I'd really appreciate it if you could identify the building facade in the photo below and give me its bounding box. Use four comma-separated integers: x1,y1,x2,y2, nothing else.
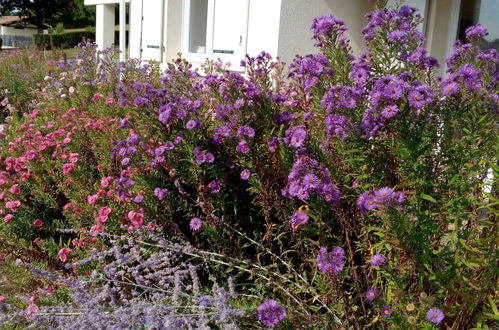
84,0,499,73
0,16,49,48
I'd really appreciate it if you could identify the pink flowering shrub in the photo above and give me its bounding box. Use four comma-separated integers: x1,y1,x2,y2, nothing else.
0,2,497,329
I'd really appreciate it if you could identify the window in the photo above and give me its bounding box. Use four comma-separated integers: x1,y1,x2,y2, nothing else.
456,0,499,50
182,0,249,67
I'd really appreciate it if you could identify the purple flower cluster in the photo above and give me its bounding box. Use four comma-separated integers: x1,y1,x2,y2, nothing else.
363,6,425,47
316,247,345,275
356,187,405,214
465,24,488,41
288,53,333,92
311,15,347,46
282,155,340,203
257,299,286,328
193,147,215,164
321,85,360,112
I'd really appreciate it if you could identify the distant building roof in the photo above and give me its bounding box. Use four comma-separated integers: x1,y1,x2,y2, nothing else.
0,16,50,29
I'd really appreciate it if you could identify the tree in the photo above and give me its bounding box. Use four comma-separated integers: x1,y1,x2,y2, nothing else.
48,0,96,30
0,0,73,31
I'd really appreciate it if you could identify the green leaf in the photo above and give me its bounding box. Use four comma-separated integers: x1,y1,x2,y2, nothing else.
420,193,437,203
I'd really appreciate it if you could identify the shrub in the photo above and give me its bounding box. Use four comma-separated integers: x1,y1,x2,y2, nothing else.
0,2,498,329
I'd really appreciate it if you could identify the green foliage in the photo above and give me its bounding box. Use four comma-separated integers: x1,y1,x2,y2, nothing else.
33,31,94,50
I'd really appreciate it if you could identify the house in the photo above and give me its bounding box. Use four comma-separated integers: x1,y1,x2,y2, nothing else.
84,0,498,73
0,16,49,48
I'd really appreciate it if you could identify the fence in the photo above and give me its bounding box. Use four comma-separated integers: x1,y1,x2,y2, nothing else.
0,34,33,48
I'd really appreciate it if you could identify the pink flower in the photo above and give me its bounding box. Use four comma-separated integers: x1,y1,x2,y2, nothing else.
0,295,5,302
33,238,41,245
105,98,116,105
5,200,21,212
128,209,144,227
62,163,74,175
98,207,113,217
69,153,79,163
146,222,157,230
100,176,113,188
9,184,20,195
3,214,13,223
90,224,105,235
63,137,71,144
87,194,99,205
92,93,104,101
33,219,43,227
57,248,71,262
25,304,38,320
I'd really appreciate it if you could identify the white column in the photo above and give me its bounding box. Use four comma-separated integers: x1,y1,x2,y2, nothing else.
96,4,115,50
119,0,126,61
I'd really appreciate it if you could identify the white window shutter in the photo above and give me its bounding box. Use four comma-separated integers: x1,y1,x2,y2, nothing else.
140,0,165,62
211,0,249,65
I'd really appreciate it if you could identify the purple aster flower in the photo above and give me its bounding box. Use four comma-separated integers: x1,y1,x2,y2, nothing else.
365,288,378,301
119,118,130,128
240,169,251,180
465,24,488,41
285,125,308,148
357,193,377,213
235,140,250,154
121,157,130,167
289,210,309,231
426,308,445,324
381,105,399,119
371,253,386,267
257,300,286,328
303,173,320,189
442,80,459,95
133,194,144,203
154,188,169,200
185,120,197,130
195,153,205,164
164,141,175,150
189,217,202,232
204,152,215,163
208,179,222,193
317,247,345,275
375,187,394,202
381,305,392,318
237,126,255,138
295,187,310,200
455,64,482,90
318,183,340,203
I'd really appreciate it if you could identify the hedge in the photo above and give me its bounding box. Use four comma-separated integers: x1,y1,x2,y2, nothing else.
34,31,128,50
33,32,95,50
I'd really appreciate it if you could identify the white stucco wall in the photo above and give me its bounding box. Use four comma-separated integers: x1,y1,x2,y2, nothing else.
277,0,374,64
246,0,281,59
